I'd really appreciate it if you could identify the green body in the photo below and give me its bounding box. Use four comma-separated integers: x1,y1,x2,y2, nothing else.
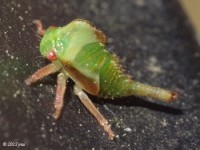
40,19,175,101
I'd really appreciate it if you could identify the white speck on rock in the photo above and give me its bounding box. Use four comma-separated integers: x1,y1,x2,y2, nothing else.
146,56,164,74
124,127,132,132
161,118,168,127
19,16,23,21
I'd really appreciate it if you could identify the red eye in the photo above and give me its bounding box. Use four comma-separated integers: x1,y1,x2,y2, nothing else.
47,50,57,61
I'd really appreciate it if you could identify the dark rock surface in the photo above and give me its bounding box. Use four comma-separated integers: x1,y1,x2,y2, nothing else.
0,0,200,149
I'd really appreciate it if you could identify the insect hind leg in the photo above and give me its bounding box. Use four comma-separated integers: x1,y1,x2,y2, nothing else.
74,84,115,140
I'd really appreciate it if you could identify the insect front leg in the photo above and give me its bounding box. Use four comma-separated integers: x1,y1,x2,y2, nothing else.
74,84,115,140
33,20,46,36
53,72,68,119
25,62,61,85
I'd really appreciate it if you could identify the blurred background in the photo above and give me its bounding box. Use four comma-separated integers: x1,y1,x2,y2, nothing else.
0,0,200,149
180,0,200,45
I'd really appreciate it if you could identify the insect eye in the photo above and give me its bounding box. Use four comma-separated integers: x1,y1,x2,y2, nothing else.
46,50,57,61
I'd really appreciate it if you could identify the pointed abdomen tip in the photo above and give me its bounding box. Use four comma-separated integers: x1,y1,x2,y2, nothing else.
168,92,179,102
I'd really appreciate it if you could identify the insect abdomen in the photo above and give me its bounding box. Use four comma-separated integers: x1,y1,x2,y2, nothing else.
98,49,176,102
98,52,133,98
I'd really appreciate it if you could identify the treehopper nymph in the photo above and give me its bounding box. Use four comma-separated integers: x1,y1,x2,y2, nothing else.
25,19,178,140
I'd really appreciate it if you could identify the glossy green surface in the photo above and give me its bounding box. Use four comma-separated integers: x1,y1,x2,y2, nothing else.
40,19,99,62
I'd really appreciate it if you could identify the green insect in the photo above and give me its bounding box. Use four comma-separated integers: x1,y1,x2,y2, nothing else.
25,19,178,140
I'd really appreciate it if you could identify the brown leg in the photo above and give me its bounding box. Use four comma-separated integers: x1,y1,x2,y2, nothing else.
74,84,115,140
25,62,61,85
53,72,68,119
33,20,46,36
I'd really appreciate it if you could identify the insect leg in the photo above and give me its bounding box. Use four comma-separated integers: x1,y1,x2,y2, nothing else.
53,72,68,119
33,20,46,36
25,62,61,85
74,84,115,140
